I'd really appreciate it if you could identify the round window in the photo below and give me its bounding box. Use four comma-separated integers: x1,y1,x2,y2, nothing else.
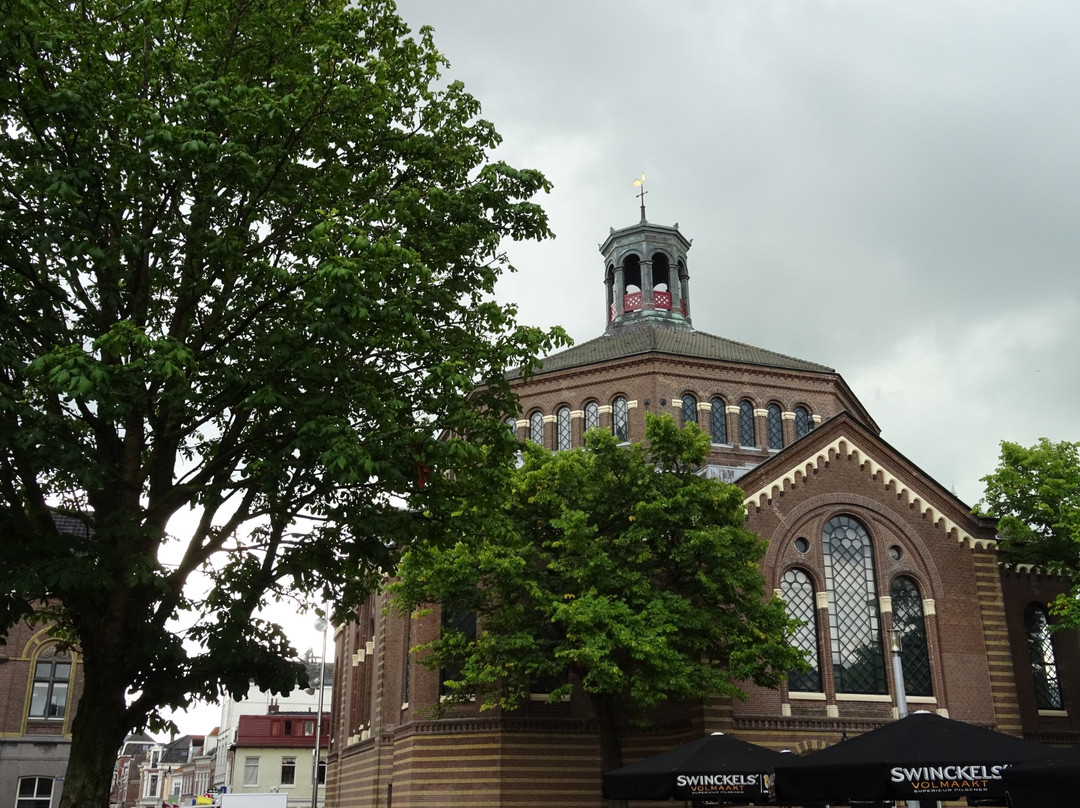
888,545,903,561
794,537,810,554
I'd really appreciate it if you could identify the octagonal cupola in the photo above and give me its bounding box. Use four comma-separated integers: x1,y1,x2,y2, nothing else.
600,216,693,332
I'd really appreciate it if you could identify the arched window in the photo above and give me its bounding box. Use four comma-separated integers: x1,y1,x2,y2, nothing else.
823,515,887,694
529,411,544,446
506,416,518,435
612,397,629,442
739,400,756,448
891,576,933,696
710,397,727,444
440,608,477,698
794,406,813,439
767,403,783,450
781,568,821,692
556,406,572,451
28,644,71,719
681,393,698,427
1025,603,1063,709
584,401,600,432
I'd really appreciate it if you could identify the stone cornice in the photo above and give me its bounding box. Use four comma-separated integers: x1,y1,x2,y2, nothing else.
743,434,994,551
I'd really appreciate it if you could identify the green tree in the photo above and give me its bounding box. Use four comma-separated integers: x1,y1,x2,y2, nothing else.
392,413,805,775
0,0,565,804
978,438,1080,627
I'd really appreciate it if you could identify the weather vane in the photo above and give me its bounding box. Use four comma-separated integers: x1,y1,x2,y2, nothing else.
633,172,647,222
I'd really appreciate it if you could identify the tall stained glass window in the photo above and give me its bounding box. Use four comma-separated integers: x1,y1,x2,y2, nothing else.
823,515,887,694
1025,603,1063,709
767,403,783,450
795,406,813,439
710,398,727,444
529,411,544,445
781,568,822,692
681,394,698,427
612,397,629,442
739,400,756,447
556,407,572,451
891,576,933,696
584,401,600,432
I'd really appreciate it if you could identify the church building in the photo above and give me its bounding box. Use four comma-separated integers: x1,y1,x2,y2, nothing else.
325,213,1080,807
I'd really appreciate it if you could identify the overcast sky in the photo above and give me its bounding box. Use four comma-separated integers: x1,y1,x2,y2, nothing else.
168,0,1079,736
393,0,1078,507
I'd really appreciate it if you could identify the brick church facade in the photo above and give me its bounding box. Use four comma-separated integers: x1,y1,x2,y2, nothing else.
326,215,1080,807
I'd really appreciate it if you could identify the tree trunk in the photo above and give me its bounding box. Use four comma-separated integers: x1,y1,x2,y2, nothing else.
593,692,623,775
60,658,133,808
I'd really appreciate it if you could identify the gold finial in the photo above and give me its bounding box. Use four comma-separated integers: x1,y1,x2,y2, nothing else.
633,172,647,222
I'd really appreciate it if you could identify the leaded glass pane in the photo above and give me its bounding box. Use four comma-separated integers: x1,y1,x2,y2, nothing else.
891,576,933,696
682,394,698,426
710,398,727,443
612,397,629,442
781,568,822,692
795,407,812,438
739,401,756,447
584,401,600,432
767,404,783,450
506,416,517,435
1025,603,1063,709
822,515,887,694
529,411,544,445
556,407,571,451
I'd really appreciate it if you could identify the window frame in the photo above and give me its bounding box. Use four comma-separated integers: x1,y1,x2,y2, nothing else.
681,393,698,427
17,776,54,808
710,397,727,444
243,756,260,787
556,406,572,451
27,645,71,720
738,400,756,448
612,396,629,443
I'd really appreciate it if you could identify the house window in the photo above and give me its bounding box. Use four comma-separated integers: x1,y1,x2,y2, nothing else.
1025,603,1063,709
17,777,53,808
780,568,821,692
612,397,629,443
710,398,727,444
529,411,544,445
317,758,326,785
28,645,71,719
584,401,600,432
738,400,756,447
681,394,697,426
147,774,159,797
243,756,260,786
822,515,887,694
891,576,933,697
280,756,296,786
767,404,783,450
556,406,572,451
794,406,813,438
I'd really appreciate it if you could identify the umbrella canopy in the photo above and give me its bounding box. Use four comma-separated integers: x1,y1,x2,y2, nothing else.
773,712,1048,805
1003,743,1080,808
603,731,787,804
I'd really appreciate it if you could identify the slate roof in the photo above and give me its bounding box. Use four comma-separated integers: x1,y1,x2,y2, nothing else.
511,323,834,379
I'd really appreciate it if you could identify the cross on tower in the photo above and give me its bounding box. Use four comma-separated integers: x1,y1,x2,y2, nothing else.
633,172,647,222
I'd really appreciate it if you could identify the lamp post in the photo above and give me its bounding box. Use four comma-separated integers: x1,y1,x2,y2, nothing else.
889,627,908,718
311,615,328,808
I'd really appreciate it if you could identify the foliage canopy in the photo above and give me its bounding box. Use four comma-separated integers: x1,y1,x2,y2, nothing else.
979,438,1080,627
0,0,564,803
392,413,805,771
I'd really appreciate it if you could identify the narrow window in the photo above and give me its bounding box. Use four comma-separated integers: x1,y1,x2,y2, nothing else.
556,406,572,451
739,400,756,447
891,576,933,696
529,411,544,445
823,515,887,694
440,608,477,697
767,403,783,450
28,645,71,719
710,398,727,444
17,777,54,808
612,397,629,442
1025,603,1063,709
584,401,600,433
280,756,296,786
506,415,517,435
781,568,822,692
244,756,260,786
794,406,813,438
318,758,327,785
681,394,698,427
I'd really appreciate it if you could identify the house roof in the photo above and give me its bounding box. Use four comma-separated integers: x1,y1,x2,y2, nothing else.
510,323,834,379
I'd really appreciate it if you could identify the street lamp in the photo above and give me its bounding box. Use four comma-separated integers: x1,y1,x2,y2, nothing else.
311,614,328,808
889,627,908,719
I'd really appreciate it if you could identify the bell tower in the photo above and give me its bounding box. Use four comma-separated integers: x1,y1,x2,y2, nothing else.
599,218,693,332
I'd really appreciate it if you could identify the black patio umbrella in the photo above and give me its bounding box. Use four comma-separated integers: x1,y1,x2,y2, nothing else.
773,712,1049,806
603,731,786,804
1003,742,1080,808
